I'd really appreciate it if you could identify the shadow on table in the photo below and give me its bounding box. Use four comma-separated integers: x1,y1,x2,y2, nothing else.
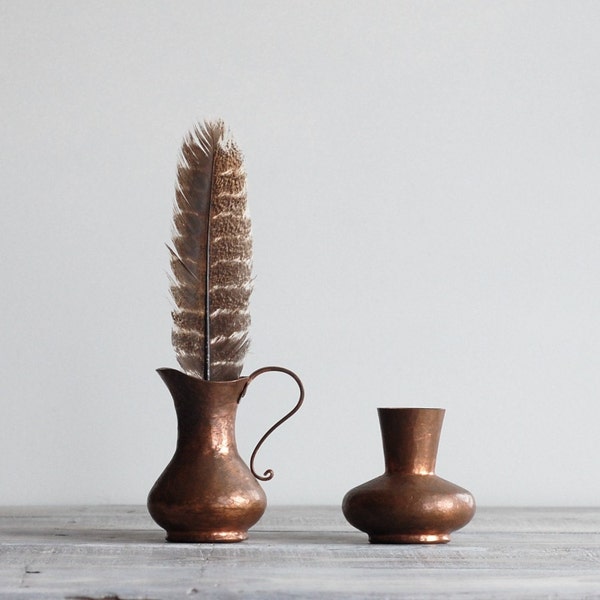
251,530,367,545
1,527,164,544
2,527,366,546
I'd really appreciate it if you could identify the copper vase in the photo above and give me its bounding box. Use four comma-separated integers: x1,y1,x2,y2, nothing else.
342,408,475,544
147,366,303,543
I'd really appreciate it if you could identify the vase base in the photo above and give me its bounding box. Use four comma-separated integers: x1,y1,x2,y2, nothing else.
368,533,450,544
166,530,248,543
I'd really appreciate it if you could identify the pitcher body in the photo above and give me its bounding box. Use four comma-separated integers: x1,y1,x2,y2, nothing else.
147,369,266,542
148,366,304,543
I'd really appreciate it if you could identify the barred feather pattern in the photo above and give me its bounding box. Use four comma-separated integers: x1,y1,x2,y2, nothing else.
169,120,252,380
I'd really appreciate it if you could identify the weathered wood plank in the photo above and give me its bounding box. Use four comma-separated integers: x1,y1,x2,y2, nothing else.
1,506,600,598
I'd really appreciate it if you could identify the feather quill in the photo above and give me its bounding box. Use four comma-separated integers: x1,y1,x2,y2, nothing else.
169,120,252,380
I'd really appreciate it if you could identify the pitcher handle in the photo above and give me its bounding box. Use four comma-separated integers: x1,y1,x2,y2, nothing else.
240,366,305,482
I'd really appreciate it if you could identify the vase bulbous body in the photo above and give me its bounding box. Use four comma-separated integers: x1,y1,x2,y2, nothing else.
147,369,266,543
342,408,475,544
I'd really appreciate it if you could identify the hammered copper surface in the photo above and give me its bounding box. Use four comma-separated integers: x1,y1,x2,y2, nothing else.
147,366,304,543
342,408,475,544
147,369,264,542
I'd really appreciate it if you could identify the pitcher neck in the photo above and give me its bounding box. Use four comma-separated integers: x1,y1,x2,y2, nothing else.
378,408,444,475
157,368,248,450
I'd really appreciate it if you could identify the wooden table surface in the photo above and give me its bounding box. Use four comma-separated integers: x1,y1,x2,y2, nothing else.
1,505,600,599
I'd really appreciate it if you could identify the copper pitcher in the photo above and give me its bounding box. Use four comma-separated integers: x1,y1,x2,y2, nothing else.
342,408,475,543
147,366,304,543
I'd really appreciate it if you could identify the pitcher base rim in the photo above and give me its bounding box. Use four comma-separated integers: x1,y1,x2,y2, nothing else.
166,530,248,543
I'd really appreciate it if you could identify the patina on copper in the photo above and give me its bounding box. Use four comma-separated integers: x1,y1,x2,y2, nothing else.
342,408,475,544
147,366,304,543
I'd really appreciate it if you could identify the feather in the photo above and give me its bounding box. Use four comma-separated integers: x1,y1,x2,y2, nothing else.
169,120,252,380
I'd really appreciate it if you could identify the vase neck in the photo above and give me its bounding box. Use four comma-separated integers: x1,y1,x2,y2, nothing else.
378,408,444,475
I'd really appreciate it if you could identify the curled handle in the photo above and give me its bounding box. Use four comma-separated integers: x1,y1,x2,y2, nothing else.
240,366,304,482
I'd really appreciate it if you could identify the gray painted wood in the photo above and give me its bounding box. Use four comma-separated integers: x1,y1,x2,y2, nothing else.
1,506,600,598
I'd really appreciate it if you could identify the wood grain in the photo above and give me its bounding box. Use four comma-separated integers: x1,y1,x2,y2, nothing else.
1,506,599,598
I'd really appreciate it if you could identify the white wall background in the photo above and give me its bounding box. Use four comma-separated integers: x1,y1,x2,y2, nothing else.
2,0,600,507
